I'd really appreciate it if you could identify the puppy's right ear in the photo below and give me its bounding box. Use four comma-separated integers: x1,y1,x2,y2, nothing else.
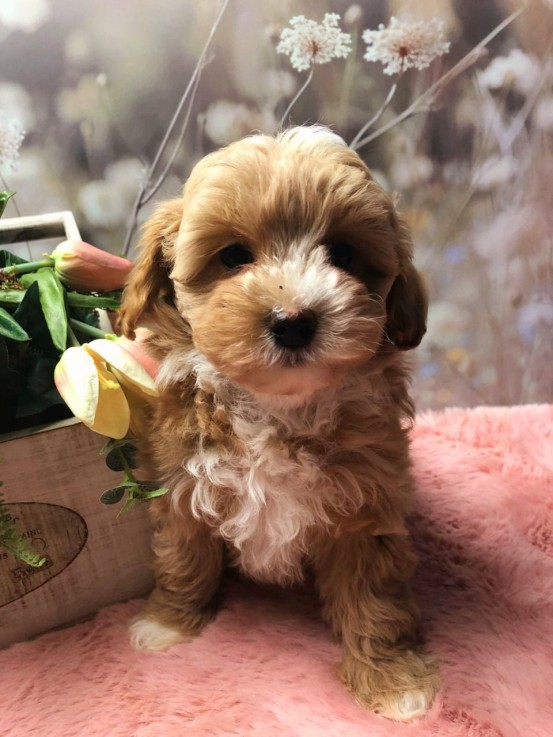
119,198,183,338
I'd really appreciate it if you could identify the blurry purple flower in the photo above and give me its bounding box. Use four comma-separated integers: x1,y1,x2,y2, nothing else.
444,244,466,265
517,301,553,343
277,14,352,73
363,17,449,76
419,362,439,379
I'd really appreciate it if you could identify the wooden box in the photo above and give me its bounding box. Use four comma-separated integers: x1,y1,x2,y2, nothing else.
0,213,153,649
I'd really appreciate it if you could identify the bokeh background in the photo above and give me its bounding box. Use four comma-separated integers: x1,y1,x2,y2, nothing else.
1,0,552,410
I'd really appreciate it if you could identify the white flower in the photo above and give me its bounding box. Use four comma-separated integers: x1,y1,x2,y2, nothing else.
277,13,352,73
204,101,277,145
0,111,25,171
0,83,35,132
105,158,145,203
363,16,450,76
390,155,433,189
78,180,127,228
0,0,51,33
260,69,297,103
477,49,541,97
472,155,517,190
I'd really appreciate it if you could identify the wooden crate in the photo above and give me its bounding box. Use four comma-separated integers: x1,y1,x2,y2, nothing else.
0,213,153,648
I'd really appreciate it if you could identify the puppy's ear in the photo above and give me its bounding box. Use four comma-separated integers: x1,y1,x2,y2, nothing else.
119,198,183,339
385,217,428,350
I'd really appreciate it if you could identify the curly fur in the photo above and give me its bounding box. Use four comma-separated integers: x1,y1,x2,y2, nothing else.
119,125,438,721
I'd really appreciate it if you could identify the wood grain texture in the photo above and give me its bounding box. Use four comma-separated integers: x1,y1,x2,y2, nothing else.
0,421,154,648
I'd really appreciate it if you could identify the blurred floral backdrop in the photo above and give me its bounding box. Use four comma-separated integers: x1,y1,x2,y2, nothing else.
1,0,551,410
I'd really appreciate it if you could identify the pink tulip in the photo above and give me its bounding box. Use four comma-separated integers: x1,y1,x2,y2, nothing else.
116,328,159,379
51,239,133,293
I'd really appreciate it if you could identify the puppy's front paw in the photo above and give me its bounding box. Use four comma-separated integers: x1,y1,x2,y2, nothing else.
341,649,440,722
129,616,189,652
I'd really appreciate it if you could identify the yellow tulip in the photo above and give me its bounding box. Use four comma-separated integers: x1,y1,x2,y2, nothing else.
54,346,130,439
54,340,159,439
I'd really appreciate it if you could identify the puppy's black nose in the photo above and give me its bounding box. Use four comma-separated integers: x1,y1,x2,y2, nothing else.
269,309,317,349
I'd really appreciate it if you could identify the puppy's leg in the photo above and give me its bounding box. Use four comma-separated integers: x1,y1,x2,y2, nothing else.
313,531,439,722
130,498,223,652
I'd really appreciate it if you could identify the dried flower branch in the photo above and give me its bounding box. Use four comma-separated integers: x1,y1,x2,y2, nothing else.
122,0,230,257
277,14,351,124
350,6,527,151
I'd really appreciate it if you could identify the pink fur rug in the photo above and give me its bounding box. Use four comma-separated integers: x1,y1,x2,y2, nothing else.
1,405,552,737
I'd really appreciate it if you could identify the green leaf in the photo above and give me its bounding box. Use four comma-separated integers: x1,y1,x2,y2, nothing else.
67,292,122,311
99,438,133,456
133,484,169,500
0,289,25,305
13,282,58,358
21,268,68,353
0,250,27,268
100,486,126,505
116,497,144,517
0,192,15,218
105,443,137,472
15,357,65,418
0,306,29,341
0,493,46,568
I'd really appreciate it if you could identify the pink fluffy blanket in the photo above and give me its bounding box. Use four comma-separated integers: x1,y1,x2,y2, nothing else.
1,405,552,737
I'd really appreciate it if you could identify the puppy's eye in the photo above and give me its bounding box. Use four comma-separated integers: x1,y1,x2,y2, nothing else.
327,242,354,272
219,243,254,270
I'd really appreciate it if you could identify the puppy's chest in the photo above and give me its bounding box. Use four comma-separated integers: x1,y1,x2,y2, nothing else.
184,414,336,583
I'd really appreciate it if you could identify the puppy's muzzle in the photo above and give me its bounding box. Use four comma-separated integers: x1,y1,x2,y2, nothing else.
269,309,318,350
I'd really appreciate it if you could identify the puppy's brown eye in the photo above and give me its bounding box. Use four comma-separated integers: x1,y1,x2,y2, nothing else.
219,243,254,270
327,242,354,272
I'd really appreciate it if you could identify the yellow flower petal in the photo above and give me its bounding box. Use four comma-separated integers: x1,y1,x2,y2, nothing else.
83,348,131,438
54,347,99,427
86,339,158,399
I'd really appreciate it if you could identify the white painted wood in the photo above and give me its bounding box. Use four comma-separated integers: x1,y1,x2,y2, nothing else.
0,211,81,244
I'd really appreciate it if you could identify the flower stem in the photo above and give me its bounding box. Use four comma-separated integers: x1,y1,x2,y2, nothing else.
69,318,109,340
280,65,315,127
351,5,526,151
0,258,54,278
121,0,230,257
349,77,401,150
67,322,81,348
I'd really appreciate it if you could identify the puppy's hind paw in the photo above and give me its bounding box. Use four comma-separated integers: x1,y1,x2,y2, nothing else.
129,616,188,652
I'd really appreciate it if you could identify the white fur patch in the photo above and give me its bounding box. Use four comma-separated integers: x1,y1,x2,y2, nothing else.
387,689,432,722
180,373,366,585
278,125,347,152
129,617,186,652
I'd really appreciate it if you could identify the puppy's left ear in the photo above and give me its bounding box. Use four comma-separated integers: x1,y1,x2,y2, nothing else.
385,218,428,350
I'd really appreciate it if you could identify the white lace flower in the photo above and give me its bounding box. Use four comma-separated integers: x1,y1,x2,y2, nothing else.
477,49,541,97
0,111,25,171
363,16,450,76
0,0,51,33
277,13,352,73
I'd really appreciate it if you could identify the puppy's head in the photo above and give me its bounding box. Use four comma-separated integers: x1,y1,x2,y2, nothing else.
120,126,427,401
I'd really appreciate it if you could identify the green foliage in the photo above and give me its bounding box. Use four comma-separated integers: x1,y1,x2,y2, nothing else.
20,269,68,353
0,192,14,219
0,488,46,568
0,307,29,342
99,439,168,516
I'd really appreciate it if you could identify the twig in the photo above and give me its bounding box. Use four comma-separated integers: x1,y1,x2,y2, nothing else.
122,0,230,256
349,75,402,149
0,171,31,259
351,6,527,151
280,65,314,127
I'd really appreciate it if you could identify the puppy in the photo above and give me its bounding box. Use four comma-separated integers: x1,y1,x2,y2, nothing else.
119,126,439,722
